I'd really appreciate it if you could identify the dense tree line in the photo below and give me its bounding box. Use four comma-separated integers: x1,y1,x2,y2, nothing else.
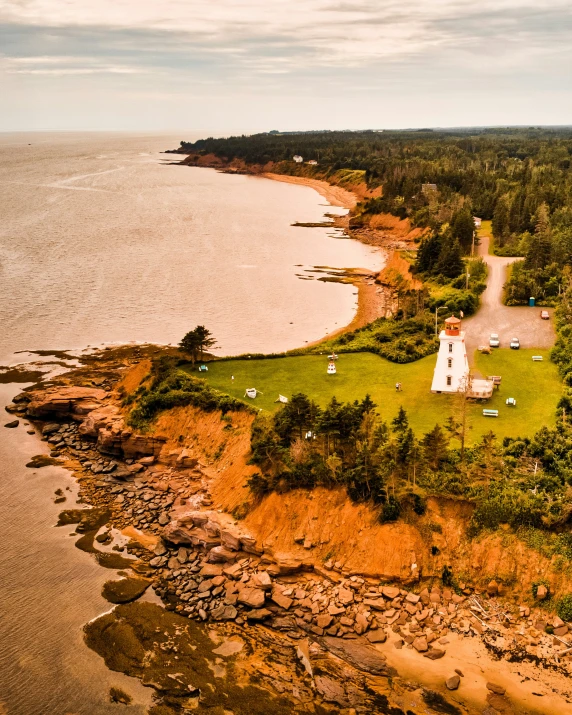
247,390,572,532
178,128,572,230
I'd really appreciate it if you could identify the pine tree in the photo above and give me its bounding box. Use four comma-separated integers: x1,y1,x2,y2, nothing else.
415,231,442,273
451,208,475,253
421,424,449,470
391,406,409,434
492,196,510,246
436,237,464,278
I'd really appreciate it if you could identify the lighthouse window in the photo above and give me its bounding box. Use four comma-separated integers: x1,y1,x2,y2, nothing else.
446,375,452,386
448,343,453,353
447,358,453,368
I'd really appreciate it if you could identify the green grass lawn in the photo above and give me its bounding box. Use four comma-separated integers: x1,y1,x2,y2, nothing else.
191,349,561,443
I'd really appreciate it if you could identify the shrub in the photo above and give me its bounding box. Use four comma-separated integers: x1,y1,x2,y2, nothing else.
557,594,572,622
379,496,401,523
127,365,252,429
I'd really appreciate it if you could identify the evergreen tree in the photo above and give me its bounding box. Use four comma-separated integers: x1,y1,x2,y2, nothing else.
180,326,216,363
274,392,320,442
526,203,552,271
436,237,464,278
492,196,510,246
415,231,442,273
451,208,475,253
421,424,449,470
391,406,409,434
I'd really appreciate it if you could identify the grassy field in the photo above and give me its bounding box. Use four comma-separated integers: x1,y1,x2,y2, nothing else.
191,348,561,443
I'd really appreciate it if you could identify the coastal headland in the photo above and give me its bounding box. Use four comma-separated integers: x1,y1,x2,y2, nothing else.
3,137,570,714
5,342,572,715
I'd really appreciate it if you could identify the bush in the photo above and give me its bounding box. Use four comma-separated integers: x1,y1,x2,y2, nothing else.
557,594,572,622
470,485,546,531
379,496,401,523
127,364,252,429
427,289,478,316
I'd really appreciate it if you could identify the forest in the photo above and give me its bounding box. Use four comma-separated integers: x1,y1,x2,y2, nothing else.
179,128,572,305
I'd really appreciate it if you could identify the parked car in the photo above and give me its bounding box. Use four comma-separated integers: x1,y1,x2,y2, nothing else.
510,337,520,350
540,310,550,320
489,333,500,348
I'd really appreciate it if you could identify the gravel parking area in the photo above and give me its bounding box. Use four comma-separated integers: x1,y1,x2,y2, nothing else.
463,237,556,363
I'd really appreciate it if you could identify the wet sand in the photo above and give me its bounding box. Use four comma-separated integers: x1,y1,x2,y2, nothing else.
263,172,357,209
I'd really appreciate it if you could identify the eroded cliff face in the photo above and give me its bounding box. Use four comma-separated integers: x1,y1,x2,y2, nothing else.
16,355,572,602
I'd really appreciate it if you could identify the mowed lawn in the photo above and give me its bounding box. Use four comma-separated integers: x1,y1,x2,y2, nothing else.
192,349,561,443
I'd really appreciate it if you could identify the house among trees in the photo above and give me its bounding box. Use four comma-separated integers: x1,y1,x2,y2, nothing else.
473,217,482,228
307,159,318,165
422,183,437,194
293,155,304,163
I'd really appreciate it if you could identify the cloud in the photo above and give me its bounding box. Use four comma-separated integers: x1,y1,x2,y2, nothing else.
0,0,571,130
1,0,568,69
2,55,144,74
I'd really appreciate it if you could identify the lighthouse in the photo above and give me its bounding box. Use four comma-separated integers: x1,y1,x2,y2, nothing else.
431,316,469,393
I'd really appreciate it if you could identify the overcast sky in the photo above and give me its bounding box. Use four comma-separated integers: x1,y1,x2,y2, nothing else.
1,0,571,132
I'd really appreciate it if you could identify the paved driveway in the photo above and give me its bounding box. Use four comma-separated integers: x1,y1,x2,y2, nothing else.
462,236,555,363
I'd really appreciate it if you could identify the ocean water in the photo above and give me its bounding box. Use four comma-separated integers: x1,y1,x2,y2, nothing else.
0,132,382,364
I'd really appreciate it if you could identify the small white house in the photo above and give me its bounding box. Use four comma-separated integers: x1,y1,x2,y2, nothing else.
307,159,318,165
431,316,469,393
473,217,482,228
293,155,303,163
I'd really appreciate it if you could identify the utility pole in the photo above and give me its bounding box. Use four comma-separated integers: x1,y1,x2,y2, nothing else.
435,305,449,337
466,272,470,290
471,230,475,257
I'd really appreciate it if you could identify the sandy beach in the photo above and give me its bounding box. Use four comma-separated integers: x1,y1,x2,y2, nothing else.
262,171,393,343
263,172,357,210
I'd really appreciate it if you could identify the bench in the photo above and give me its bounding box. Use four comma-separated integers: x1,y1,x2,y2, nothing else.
483,409,499,417
506,398,516,407
532,356,543,361
487,375,502,387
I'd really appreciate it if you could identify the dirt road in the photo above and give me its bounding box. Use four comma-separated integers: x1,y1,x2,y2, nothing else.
463,236,555,362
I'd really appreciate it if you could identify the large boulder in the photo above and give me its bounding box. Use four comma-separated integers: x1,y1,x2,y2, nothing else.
320,637,396,676
97,424,166,458
26,386,107,418
237,587,266,609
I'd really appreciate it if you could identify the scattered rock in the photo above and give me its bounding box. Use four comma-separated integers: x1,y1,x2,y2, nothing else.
102,578,150,604
237,587,266,609
366,629,387,644
486,682,506,696
109,687,132,705
245,608,272,621
487,580,499,596
424,648,446,660
446,675,460,691
4,420,19,428
211,605,238,621
296,638,313,677
320,637,396,676
413,637,428,653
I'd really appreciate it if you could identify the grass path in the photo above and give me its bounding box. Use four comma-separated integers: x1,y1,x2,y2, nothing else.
192,349,560,443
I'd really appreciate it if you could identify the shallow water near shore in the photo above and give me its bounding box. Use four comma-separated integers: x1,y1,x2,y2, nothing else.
0,384,153,714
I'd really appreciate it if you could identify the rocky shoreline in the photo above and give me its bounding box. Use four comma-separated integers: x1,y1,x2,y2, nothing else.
6,346,572,714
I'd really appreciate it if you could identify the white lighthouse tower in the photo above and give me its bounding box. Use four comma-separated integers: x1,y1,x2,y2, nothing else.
431,316,469,393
